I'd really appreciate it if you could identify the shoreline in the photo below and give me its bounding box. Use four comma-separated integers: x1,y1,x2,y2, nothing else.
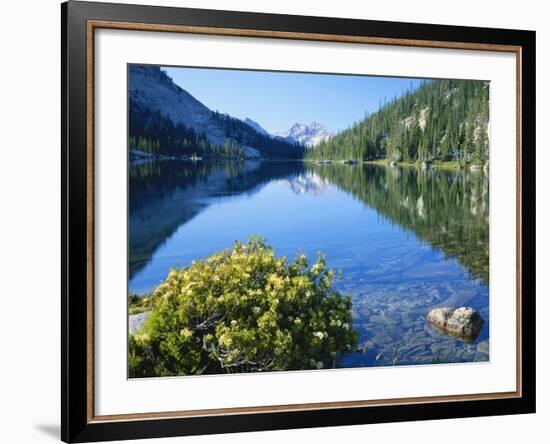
129,150,487,171
304,158,487,171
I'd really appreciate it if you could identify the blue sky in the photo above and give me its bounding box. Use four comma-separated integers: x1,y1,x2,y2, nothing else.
164,66,423,134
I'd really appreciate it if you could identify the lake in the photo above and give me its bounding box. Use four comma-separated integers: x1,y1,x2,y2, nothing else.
129,160,489,367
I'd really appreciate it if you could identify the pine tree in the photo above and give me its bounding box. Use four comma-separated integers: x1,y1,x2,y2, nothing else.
305,79,489,165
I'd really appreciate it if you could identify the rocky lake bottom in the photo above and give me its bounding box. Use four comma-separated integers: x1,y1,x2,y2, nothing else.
129,160,490,369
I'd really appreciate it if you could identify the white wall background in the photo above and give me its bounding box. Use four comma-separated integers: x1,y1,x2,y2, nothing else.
0,1,546,443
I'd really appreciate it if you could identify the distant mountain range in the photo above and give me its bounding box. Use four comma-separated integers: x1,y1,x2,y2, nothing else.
128,65,488,165
241,119,334,148
128,66,303,159
274,122,334,148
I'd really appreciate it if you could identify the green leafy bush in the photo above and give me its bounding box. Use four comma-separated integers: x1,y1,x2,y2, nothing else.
128,293,153,315
129,237,358,377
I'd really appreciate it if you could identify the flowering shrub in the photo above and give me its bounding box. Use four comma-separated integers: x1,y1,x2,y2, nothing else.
129,237,358,377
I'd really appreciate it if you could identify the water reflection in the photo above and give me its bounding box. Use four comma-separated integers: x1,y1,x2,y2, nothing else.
279,172,331,196
129,160,304,278
129,160,489,366
309,163,489,284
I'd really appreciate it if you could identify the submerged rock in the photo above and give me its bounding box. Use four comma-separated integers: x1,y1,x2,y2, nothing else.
477,339,490,356
129,311,151,335
427,307,484,341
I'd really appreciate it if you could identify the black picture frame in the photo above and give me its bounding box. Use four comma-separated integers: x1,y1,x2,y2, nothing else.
61,1,536,442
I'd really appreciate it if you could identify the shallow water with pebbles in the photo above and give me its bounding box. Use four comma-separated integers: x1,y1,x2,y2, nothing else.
129,160,489,368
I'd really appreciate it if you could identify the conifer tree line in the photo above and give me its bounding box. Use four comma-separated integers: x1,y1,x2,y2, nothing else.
210,111,305,159
128,100,304,160
129,98,232,158
306,79,489,165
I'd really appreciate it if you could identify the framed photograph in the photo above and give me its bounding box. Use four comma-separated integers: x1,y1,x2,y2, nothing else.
62,1,535,442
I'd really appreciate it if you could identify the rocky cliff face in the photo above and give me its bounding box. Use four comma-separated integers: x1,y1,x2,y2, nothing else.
243,117,270,136
129,65,229,146
129,66,302,159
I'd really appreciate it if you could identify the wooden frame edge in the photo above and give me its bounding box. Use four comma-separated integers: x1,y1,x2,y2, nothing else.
89,19,522,53
90,391,520,423
515,45,523,401
86,18,95,424
84,18,524,424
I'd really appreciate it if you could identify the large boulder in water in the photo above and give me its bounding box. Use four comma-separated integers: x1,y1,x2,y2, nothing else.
427,307,484,341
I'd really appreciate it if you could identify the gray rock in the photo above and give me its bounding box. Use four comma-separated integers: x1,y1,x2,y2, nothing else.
427,307,455,327
427,307,484,341
129,311,151,335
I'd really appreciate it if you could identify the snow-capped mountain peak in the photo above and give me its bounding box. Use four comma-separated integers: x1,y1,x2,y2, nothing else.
274,122,334,148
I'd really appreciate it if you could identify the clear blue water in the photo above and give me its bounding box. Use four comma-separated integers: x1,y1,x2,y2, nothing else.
129,160,489,367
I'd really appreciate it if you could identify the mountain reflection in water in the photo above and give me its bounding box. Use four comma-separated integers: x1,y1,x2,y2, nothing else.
129,160,489,367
